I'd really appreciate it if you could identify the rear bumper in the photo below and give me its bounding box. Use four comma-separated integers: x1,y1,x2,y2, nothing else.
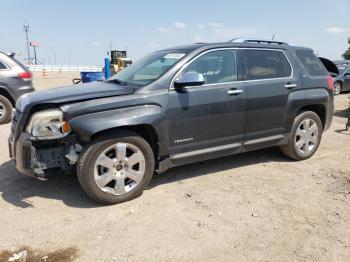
324,97,334,131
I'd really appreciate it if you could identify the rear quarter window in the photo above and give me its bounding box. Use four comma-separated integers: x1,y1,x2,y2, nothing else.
295,50,328,77
0,60,7,69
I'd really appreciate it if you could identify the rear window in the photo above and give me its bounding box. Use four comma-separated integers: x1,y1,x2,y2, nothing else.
243,50,291,80
295,50,328,77
10,56,28,71
0,60,7,69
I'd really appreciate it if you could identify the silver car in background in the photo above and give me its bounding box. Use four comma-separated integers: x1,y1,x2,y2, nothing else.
0,52,34,124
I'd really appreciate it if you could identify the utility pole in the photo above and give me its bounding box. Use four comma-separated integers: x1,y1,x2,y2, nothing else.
33,45,37,65
30,41,39,65
23,23,31,64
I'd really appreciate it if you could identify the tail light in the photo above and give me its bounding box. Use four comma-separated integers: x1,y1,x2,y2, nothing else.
326,75,334,91
18,71,32,80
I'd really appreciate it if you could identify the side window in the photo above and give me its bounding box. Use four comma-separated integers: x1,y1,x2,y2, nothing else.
344,67,350,75
280,52,292,77
243,50,287,80
0,60,7,70
295,50,328,77
183,50,237,84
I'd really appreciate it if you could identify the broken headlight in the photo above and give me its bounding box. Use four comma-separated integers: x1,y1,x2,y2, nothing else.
26,109,71,139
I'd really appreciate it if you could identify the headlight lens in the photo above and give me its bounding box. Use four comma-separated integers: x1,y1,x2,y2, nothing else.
26,109,71,139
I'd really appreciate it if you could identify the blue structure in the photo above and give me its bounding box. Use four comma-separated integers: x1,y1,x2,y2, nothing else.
80,72,105,83
104,57,111,79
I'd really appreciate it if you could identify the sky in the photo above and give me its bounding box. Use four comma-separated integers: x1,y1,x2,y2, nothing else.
0,0,349,66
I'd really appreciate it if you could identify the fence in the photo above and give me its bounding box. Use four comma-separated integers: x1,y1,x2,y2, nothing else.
28,65,103,72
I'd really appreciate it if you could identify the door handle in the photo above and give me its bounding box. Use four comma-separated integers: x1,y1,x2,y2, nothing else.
227,89,243,95
285,83,297,89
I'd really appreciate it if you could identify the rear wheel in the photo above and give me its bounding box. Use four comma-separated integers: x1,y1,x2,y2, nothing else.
280,111,323,160
334,81,342,95
77,131,155,205
0,95,12,125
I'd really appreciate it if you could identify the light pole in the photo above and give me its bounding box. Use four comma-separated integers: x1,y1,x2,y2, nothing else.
30,41,39,65
23,24,31,64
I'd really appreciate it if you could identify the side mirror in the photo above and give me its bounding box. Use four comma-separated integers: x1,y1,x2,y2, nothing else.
174,72,204,90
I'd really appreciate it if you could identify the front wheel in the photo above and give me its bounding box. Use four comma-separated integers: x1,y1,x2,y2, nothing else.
280,111,323,160
77,131,155,205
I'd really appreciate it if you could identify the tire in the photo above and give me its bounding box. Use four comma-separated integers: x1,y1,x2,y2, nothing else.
334,81,342,95
280,111,323,160
77,131,155,205
0,95,13,125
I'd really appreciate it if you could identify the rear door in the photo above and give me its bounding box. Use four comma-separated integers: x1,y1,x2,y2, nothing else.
241,48,297,151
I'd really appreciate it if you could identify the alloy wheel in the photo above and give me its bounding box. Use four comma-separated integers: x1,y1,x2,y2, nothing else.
334,82,341,95
294,118,319,155
0,101,5,120
93,142,146,195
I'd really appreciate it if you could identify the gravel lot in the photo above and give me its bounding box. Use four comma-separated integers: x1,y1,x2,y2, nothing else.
0,73,349,261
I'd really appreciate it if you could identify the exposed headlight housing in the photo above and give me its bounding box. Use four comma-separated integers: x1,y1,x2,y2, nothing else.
26,109,71,139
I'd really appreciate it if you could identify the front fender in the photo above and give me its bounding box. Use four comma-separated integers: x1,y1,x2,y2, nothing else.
68,105,167,143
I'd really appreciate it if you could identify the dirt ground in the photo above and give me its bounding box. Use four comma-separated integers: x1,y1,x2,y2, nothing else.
0,73,349,262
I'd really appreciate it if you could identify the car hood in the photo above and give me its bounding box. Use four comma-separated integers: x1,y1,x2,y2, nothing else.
16,81,135,113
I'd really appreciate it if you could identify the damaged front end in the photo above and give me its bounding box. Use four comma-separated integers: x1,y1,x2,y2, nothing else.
9,108,82,180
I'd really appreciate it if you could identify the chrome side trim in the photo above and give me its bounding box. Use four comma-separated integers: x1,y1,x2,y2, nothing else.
243,134,285,146
170,142,241,160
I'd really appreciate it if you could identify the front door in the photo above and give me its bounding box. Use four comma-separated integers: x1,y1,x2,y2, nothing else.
167,49,246,162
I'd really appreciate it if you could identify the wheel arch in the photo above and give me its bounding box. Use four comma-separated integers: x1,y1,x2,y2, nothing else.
334,80,343,85
0,87,15,107
91,124,160,161
297,104,327,129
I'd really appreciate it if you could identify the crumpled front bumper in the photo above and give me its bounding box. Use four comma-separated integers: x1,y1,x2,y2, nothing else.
9,132,72,179
8,132,35,177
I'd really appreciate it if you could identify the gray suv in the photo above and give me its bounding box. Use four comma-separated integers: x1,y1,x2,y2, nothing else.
9,39,334,204
0,52,34,124
333,67,350,95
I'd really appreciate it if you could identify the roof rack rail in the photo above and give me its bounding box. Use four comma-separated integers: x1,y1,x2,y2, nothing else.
228,38,289,46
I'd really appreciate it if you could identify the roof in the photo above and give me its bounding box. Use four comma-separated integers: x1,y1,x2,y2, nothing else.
161,40,312,53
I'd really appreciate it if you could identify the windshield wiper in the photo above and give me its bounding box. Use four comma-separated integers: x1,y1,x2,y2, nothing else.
107,78,129,85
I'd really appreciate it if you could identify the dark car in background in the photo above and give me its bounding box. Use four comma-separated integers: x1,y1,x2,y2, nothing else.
9,39,334,204
333,66,350,95
0,52,34,124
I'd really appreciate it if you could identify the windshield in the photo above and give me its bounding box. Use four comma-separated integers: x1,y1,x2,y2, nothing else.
109,50,188,86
